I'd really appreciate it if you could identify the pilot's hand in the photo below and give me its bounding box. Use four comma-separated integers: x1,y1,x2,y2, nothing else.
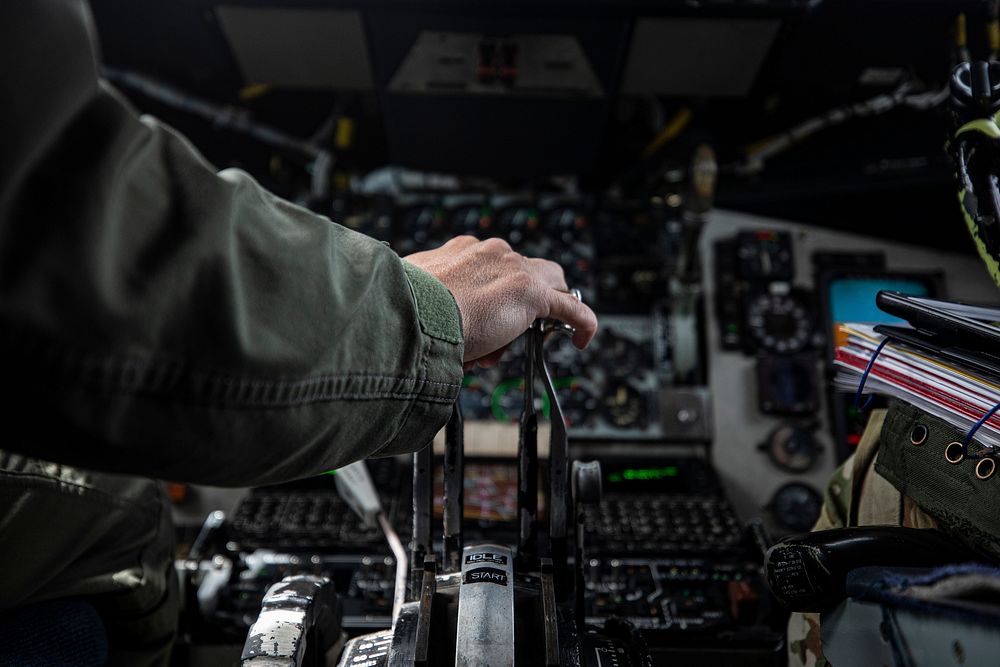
404,236,598,369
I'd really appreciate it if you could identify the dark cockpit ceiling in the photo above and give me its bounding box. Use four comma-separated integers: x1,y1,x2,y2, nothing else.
90,0,986,251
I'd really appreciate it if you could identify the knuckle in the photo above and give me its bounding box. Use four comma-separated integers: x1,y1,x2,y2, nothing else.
530,258,567,285
482,237,512,254
503,251,525,268
530,257,555,271
449,235,477,247
508,270,534,295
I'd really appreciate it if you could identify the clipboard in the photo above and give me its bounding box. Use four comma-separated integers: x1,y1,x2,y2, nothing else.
875,291,1000,353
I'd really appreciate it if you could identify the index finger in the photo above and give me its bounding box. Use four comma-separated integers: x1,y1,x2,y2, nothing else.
545,289,598,349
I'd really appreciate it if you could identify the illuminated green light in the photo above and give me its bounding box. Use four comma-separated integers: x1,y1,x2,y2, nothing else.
608,466,679,482
624,466,678,480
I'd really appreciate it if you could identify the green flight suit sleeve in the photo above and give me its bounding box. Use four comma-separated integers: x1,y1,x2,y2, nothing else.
0,0,464,486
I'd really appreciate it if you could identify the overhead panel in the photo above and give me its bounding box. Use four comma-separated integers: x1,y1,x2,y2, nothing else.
216,7,374,90
622,18,780,97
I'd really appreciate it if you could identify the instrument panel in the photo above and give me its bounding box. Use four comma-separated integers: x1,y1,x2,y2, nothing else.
326,198,998,535
330,193,691,441
463,314,671,439
704,210,998,535
170,205,998,667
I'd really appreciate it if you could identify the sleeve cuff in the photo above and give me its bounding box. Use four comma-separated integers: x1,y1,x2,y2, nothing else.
401,261,464,347
401,259,464,406
371,261,464,458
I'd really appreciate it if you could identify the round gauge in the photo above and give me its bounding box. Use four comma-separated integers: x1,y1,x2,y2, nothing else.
496,206,541,248
542,334,590,378
769,483,822,533
544,206,591,248
744,292,813,354
451,204,496,238
459,375,495,421
544,206,594,285
552,248,593,292
491,378,550,423
599,330,650,377
761,425,821,473
554,378,598,429
601,382,646,429
397,204,448,254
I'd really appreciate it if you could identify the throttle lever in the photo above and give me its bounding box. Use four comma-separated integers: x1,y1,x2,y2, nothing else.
572,460,603,629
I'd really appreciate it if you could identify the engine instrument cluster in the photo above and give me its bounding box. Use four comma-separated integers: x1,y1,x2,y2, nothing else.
461,314,672,439
327,193,694,440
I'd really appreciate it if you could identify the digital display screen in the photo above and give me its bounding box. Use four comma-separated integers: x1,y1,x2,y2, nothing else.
757,355,818,414
606,466,679,483
600,461,695,493
828,277,931,347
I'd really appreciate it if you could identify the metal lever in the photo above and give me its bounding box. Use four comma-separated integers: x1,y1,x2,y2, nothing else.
411,445,433,600
517,288,582,572
455,545,516,667
540,558,560,667
332,461,408,623
414,556,437,665
517,322,540,566
241,575,341,667
572,460,603,631
443,402,464,572
534,321,571,599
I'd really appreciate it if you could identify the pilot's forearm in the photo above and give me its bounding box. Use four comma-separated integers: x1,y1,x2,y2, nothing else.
0,0,464,486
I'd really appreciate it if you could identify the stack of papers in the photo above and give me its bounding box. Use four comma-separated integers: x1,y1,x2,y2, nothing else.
834,323,1000,449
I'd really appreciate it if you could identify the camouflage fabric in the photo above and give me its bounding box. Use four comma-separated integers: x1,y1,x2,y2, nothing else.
787,405,940,667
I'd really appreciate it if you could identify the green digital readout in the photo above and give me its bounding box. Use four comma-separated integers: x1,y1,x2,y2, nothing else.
606,466,679,483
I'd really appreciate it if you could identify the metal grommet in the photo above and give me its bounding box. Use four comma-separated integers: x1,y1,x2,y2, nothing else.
976,457,997,481
945,441,966,465
909,424,929,446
